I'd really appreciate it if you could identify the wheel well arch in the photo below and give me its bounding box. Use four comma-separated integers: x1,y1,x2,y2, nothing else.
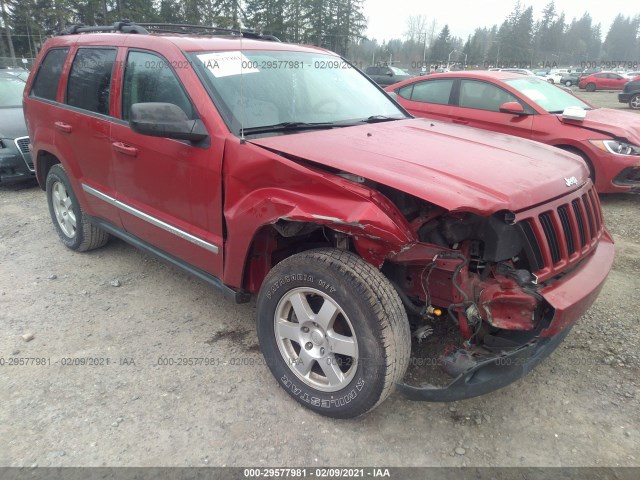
554,144,595,181
36,150,61,190
241,221,356,294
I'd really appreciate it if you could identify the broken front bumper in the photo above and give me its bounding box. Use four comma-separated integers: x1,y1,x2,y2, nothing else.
397,230,615,402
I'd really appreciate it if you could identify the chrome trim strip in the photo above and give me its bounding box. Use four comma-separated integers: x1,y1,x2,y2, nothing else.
81,184,219,254
14,136,34,172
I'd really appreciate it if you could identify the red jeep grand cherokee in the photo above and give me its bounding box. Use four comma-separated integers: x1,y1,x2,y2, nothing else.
23,22,614,418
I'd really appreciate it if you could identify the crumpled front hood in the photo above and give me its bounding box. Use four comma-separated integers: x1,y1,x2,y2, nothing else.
558,108,640,144
0,107,28,140
249,118,588,214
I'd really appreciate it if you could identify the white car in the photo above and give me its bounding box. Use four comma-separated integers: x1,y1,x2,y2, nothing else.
544,69,571,84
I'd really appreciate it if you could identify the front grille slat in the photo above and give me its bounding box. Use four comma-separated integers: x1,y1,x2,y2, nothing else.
572,199,587,247
558,205,575,255
582,194,596,240
518,185,603,283
539,212,561,264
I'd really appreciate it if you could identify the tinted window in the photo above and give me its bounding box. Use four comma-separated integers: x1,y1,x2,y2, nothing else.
397,84,413,100
31,48,69,101
66,48,116,115
459,80,518,112
595,74,607,79
122,51,195,121
410,79,454,105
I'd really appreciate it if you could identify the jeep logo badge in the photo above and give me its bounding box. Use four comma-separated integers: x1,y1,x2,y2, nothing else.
565,176,578,187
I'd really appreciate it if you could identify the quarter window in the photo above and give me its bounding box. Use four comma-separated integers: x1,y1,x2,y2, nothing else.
66,48,117,115
31,48,69,101
122,51,195,121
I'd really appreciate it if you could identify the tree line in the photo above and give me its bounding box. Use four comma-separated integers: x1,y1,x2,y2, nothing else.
1,0,639,72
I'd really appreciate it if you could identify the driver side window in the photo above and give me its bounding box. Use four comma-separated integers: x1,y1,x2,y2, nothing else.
459,80,519,112
122,51,195,121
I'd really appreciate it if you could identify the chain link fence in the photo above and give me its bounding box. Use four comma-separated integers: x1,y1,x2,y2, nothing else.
0,57,36,70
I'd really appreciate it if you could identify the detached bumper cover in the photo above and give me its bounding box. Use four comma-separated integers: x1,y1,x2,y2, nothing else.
397,231,615,402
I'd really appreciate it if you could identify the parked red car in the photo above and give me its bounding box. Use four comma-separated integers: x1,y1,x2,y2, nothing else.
386,71,640,193
578,72,631,91
23,24,614,418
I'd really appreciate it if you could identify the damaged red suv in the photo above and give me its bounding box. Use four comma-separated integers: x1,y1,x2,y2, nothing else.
24,22,614,418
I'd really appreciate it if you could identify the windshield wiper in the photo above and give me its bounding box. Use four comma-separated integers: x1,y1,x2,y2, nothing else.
242,121,340,135
360,115,403,123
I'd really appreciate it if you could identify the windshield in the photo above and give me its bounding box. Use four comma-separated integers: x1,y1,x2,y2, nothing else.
191,50,407,135
390,67,408,75
0,75,26,108
505,76,591,113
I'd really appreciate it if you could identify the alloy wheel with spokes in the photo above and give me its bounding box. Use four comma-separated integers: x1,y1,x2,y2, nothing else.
51,180,77,238
274,287,358,392
630,95,640,110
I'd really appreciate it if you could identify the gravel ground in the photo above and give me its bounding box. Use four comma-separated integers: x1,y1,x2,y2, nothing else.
1,92,639,468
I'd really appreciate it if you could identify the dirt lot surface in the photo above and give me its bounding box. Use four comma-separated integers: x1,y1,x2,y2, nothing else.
1,91,639,468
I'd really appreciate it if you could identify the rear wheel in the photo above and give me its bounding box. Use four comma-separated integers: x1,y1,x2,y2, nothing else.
256,248,410,418
46,164,109,251
547,78,554,84
586,83,596,92
629,94,640,110
565,80,573,87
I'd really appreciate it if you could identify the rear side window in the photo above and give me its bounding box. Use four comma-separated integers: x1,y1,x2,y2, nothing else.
31,48,69,101
66,48,117,115
121,50,195,121
408,79,454,105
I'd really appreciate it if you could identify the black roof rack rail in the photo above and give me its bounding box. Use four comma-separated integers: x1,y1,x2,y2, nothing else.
137,23,281,42
59,21,281,42
59,21,148,36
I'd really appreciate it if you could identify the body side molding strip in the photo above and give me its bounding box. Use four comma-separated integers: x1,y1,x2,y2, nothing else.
81,183,219,254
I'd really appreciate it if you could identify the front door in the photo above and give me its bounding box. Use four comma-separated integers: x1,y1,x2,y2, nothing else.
110,49,224,278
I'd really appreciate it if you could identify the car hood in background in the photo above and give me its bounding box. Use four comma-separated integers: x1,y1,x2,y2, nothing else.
250,118,588,214
558,108,640,144
0,107,28,139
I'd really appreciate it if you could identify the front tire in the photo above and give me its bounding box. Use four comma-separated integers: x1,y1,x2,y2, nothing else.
629,94,640,110
565,80,573,87
256,248,410,418
46,164,109,252
586,83,596,92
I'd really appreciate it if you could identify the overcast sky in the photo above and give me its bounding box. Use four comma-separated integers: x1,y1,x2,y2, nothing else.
364,0,635,42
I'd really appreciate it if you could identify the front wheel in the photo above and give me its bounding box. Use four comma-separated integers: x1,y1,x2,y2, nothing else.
629,94,640,110
46,164,110,251
565,80,573,87
586,83,596,92
256,249,410,418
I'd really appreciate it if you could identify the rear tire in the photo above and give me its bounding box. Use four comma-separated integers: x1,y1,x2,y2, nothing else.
256,248,410,418
565,80,573,87
586,83,596,92
46,164,110,252
629,94,640,110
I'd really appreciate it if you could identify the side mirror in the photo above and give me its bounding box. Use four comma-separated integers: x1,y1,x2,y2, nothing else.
561,106,586,121
499,101,526,115
130,103,208,142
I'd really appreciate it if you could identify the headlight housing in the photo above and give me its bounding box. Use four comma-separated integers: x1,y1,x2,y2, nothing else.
590,139,640,156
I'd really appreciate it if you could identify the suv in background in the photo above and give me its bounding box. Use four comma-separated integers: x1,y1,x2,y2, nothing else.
619,77,640,110
364,65,411,86
24,22,613,418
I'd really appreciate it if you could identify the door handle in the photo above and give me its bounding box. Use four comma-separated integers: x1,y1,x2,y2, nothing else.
54,121,72,133
112,142,138,157
453,119,469,125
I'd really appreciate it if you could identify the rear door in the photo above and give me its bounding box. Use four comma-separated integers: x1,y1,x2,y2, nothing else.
110,48,224,278
394,78,454,120
54,46,122,227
